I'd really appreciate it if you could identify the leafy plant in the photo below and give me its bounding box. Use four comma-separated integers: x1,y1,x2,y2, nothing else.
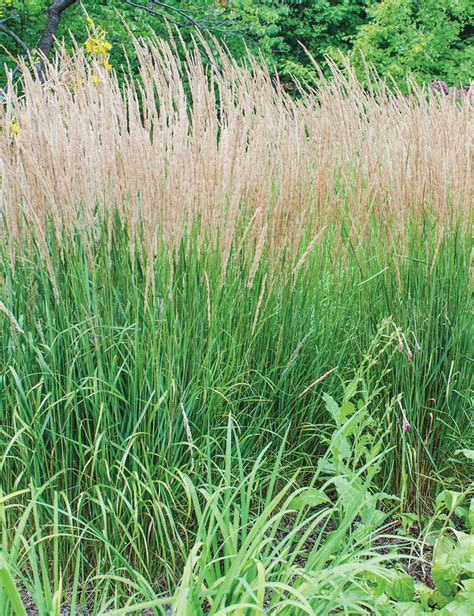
352,0,474,88
372,467,474,614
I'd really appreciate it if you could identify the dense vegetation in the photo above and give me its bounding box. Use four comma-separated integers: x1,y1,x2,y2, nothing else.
0,9,472,616
0,0,473,88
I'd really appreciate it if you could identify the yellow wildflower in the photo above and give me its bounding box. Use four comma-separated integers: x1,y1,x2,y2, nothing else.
92,74,101,85
84,17,113,75
10,120,19,136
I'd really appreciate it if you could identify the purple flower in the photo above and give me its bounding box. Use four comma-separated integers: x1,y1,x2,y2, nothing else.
407,351,413,361
397,399,411,434
431,80,449,95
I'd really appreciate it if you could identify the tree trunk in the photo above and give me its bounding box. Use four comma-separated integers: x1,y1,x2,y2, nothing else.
36,0,77,81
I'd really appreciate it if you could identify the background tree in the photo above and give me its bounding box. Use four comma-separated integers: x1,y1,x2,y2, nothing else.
0,0,472,88
0,1,287,80
351,0,473,87
278,0,375,83
0,1,76,61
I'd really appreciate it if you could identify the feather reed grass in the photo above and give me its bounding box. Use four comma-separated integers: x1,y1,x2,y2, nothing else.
0,38,471,275
0,35,472,615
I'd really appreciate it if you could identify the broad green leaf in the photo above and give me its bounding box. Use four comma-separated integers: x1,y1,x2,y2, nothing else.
339,401,355,420
428,588,451,608
436,595,474,615
332,476,364,511
436,490,464,512
360,505,386,528
433,534,456,561
392,601,425,615
414,582,433,609
330,432,352,464
456,531,474,551
432,560,458,598
323,393,341,425
343,378,359,402
454,449,474,460
432,534,460,597
387,572,415,602
288,488,329,510
462,579,474,592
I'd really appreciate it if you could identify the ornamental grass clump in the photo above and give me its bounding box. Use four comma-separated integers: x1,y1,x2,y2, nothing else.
0,30,472,615
0,36,471,278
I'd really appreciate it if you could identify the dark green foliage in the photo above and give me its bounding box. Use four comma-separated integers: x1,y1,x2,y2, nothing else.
1,0,472,88
278,0,374,83
0,1,287,77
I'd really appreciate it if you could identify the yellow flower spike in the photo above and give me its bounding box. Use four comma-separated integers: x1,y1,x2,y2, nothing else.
92,74,101,85
84,21,112,70
10,121,19,136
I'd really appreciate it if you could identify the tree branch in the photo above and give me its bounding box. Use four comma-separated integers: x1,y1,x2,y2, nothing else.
122,0,184,27
0,23,31,57
150,0,202,29
123,0,249,35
